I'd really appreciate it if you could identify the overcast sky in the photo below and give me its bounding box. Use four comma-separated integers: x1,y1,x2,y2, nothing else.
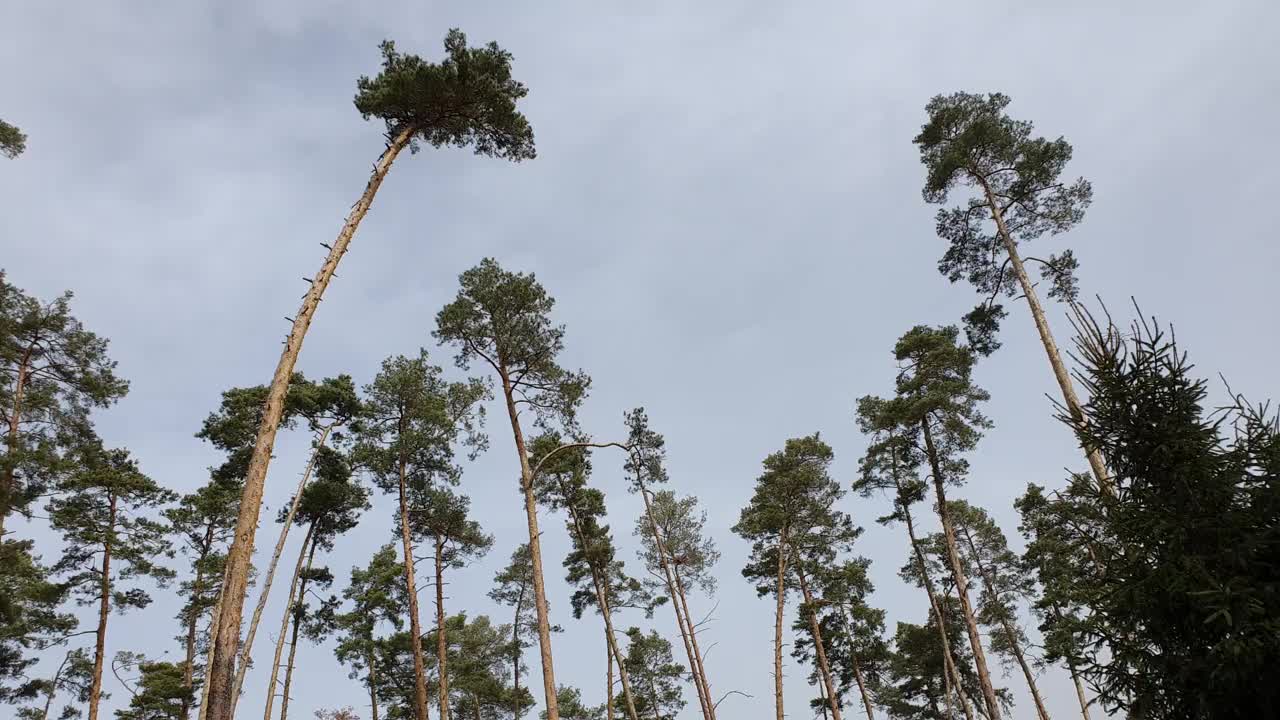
4,1,1278,719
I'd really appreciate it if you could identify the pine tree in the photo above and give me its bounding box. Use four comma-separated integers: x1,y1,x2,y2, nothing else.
488,544,557,720
623,409,718,720
545,687,604,720
48,446,175,720
15,647,93,720
913,92,1106,491
424,613,530,720
206,32,535,719
1,539,76,708
0,120,25,159
435,259,593,720
617,629,684,720
356,351,486,720
113,653,192,720
881,609,1009,720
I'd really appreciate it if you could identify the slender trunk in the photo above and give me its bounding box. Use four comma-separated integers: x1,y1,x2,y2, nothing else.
278,535,319,720
1068,661,1091,720
959,526,1051,720
198,566,230,720
921,420,1001,720
40,644,74,720
87,492,117,720
0,345,32,537
498,365,558,720
232,424,334,710
899,492,971,720
263,523,316,720
367,650,381,720
977,178,1109,495
511,595,523,720
396,440,432,720
638,488,713,720
183,527,214,719
848,650,876,720
818,677,831,720
796,571,844,720
435,535,450,720
772,530,789,720
206,126,415,720
606,628,615,720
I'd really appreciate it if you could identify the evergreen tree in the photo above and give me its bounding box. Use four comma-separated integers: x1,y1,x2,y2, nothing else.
356,351,486,720
623,409,718,720
732,434,854,720
881,609,1009,720
1,539,75,707
617,629,684,720
424,613,531,720
207,31,535,719
913,92,1106,490
1,119,25,159
435,258,593,720
113,654,191,720
489,544,559,720
15,647,93,720
409,488,493,720
48,446,175,720
544,687,603,720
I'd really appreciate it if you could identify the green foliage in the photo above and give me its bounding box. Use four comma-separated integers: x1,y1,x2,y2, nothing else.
914,92,1091,350
880,608,1010,720
1018,311,1280,719
618,628,685,720
435,259,589,434
15,648,94,720
424,613,531,719
113,655,191,720
0,120,25,159
544,686,604,720
409,485,492,568
634,490,719,596
165,475,241,653
0,541,75,705
488,543,541,664
354,30,535,160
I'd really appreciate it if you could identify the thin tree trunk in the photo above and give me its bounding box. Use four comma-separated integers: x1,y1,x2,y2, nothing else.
672,558,716,720
607,629,615,720
921,420,1001,720
87,493,117,720
278,534,319,720
232,424,334,710
1068,661,1091,720
396,439,432,720
263,523,316,720
367,651,381,720
977,178,1109,495
39,643,74,720
848,648,876,720
959,525,1051,720
0,345,32,537
498,364,559,720
511,595,523,720
198,566,230,720
796,571,844,720
183,527,214,719
772,530,789,720
899,492,972,720
637,488,713,720
434,535,450,720
206,126,415,720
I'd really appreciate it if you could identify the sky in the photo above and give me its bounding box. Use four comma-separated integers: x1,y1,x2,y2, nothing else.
3,1,1278,718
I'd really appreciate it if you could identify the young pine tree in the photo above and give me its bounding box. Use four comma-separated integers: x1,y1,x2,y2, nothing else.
425,613,529,720
545,686,605,720
618,629,685,720
913,92,1105,491
0,120,25,159
15,647,93,720
489,544,557,720
435,259,593,720
48,446,175,720
113,653,192,720
208,32,535,719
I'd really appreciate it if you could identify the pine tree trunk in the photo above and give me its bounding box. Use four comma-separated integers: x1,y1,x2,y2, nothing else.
898,490,971,720
87,492,117,720
396,438,432,720
38,649,74,720
233,424,334,710
183,527,213,719
0,345,32,537
959,526,1051,720
206,126,415,720
198,566,230,720
921,420,1002,720
1067,660,1091,720
511,597,523,720
796,571,844,720
848,646,876,720
498,364,559,720
772,530,789,720
606,629,615,720
278,535,319,720
263,523,316,720
637,488,714,720
435,535,450,720
367,651,381,720
977,178,1110,495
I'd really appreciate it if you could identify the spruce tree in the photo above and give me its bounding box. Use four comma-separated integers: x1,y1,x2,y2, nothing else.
207,32,535,719
913,92,1106,491
435,259,593,720
48,446,175,720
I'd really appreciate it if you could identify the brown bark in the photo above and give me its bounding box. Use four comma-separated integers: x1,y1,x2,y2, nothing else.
0,344,32,537
396,437,432,720
497,365,559,720
1068,661,1092,720
606,629,615,720
796,571,844,720
921,420,1002,720
435,535,450,720
278,534,319,720
959,525,1052,720
637,488,714,720
232,424,334,710
367,651,381,720
511,594,523,720
263,523,316,720
87,492,117,720
182,525,214,719
848,649,876,720
772,529,789,720
206,126,415,720
977,178,1110,495
198,566,230,720
38,649,74,720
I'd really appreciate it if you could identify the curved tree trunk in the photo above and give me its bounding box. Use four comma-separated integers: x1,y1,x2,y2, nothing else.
263,523,316,720
396,442,432,720
87,493,116,720
772,530,789,720
796,571,843,720
921,420,1001,720
232,424,334,712
977,178,1109,495
278,535,319,720
498,365,559,720
434,536,450,720
206,126,415,720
